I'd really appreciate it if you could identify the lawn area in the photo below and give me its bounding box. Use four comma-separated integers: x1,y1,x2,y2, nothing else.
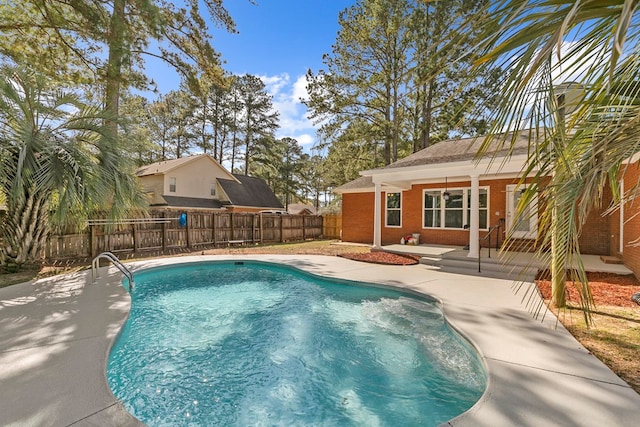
1,239,639,396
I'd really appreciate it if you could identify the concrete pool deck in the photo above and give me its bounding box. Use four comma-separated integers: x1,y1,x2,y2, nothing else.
1,254,639,426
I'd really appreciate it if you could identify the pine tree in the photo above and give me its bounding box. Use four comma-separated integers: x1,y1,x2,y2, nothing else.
236,75,279,175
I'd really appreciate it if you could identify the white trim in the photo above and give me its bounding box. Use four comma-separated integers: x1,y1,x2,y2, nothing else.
623,151,640,165
506,184,538,239
468,175,480,258
373,184,382,247
338,172,527,194
421,186,490,231
385,191,402,228
422,190,442,229
620,178,624,254
364,154,534,186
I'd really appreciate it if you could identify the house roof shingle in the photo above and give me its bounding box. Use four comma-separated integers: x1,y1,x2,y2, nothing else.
218,174,284,209
287,203,317,215
334,176,374,193
334,131,538,194
380,132,533,170
136,155,202,177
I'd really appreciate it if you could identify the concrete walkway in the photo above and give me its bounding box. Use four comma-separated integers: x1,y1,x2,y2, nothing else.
1,255,639,426
382,243,635,275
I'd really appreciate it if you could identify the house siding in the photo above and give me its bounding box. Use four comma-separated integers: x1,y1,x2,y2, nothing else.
163,156,229,199
342,192,375,243
342,177,615,256
138,175,165,205
622,161,640,278
136,154,282,213
343,178,517,246
579,184,613,256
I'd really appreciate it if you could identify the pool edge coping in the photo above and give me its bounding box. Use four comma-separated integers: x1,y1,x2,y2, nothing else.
1,254,640,427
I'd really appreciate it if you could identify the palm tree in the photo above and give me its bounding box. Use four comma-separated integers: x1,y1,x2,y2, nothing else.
0,65,146,269
469,1,640,323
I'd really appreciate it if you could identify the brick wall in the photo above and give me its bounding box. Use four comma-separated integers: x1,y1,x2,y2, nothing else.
342,178,520,247
341,176,622,257
341,192,375,243
622,161,640,279
578,184,613,256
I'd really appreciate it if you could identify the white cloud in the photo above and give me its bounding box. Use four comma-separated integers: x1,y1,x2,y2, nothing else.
293,133,315,146
260,74,290,96
259,73,318,151
550,40,607,84
293,74,310,102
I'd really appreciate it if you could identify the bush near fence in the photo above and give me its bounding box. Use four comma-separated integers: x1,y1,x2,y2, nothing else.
43,211,327,260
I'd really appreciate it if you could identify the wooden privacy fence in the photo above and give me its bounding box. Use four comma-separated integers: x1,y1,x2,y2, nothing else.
44,211,326,260
322,214,342,239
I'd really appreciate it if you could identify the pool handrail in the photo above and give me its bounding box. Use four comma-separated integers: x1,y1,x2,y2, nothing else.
91,251,134,291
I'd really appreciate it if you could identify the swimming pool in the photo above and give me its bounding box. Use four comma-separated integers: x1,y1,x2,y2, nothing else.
107,261,486,426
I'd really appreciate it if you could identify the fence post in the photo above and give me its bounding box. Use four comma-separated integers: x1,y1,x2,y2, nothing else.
90,224,96,258
185,211,191,249
230,212,234,241
211,212,217,247
161,211,167,252
132,224,138,253
302,215,306,240
259,213,264,243
279,216,284,243
252,213,258,242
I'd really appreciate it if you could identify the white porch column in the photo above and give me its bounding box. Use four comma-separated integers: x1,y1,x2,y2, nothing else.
373,182,382,248
468,174,480,258
620,178,625,254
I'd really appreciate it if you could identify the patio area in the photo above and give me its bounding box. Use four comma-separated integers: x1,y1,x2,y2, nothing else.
1,254,639,426
380,243,633,280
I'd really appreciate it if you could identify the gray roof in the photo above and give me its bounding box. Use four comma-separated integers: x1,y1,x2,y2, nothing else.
380,132,533,170
333,131,537,194
287,203,317,215
334,175,373,193
155,195,227,209
136,155,205,176
219,174,283,209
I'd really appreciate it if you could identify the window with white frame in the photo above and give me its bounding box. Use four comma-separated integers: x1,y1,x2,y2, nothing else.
210,182,217,196
444,190,464,228
385,192,401,227
169,177,176,193
424,191,441,227
423,187,489,229
468,189,488,229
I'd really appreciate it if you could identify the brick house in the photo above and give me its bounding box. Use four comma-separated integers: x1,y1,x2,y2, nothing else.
136,154,284,213
335,132,640,277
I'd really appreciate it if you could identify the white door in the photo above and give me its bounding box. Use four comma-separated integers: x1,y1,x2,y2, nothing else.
506,184,537,239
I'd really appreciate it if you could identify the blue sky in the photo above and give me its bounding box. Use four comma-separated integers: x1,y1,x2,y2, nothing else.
150,0,355,152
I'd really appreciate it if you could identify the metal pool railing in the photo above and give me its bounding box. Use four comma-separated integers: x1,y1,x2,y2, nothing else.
91,251,134,291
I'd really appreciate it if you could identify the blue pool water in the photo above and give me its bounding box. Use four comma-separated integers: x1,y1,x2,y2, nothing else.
107,261,486,426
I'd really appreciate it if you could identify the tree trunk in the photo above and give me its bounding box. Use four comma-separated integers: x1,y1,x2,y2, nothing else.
0,190,50,268
244,129,251,175
105,0,126,140
392,76,399,163
422,79,434,150
550,201,567,307
384,84,392,165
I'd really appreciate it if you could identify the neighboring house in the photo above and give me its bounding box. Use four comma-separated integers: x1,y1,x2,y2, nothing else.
335,132,640,277
136,154,283,212
287,203,317,215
